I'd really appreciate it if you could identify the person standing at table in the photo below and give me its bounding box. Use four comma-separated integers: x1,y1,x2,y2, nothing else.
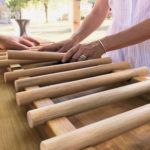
39,0,150,70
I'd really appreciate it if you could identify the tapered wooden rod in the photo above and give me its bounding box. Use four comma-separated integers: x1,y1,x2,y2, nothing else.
0,55,7,60
15,61,130,91
22,61,58,69
16,67,149,106
40,104,150,150
0,59,45,67
0,52,6,56
27,80,150,128
7,50,65,61
4,57,111,82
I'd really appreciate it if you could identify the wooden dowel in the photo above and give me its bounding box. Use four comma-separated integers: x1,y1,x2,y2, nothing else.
27,80,150,128
16,67,149,106
15,61,131,91
40,104,150,150
4,57,111,82
0,52,6,56
7,50,65,61
0,55,7,60
0,59,46,67
23,61,59,69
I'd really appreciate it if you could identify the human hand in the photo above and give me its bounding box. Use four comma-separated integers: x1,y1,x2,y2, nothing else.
62,40,105,63
38,38,77,53
0,35,40,50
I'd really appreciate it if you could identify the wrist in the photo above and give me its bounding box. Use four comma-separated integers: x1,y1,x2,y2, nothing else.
100,36,110,51
92,40,106,54
70,35,81,45
86,40,105,56
100,35,120,52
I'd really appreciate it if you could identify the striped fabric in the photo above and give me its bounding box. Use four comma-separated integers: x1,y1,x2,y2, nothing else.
105,0,150,70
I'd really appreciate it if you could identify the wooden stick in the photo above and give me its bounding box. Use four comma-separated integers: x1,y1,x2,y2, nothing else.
4,57,111,82
7,50,65,61
0,55,7,60
16,67,149,106
23,61,59,69
0,59,46,67
0,52,6,56
27,80,150,128
15,61,131,91
40,104,150,150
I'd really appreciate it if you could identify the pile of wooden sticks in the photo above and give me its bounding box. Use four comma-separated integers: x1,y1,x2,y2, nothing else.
1,49,150,150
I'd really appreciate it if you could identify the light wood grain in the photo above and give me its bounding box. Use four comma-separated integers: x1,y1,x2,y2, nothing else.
40,104,150,150
15,61,130,91
16,67,149,106
4,57,111,82
0,74,42,150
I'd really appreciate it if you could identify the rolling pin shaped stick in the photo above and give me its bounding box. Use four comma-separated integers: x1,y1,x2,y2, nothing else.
40,104,150,150
7,50,64,61
0,52,6,56
16,67,149,106
27,80,150,128
0,59,47,67
4,57,112,82
15,61,131,91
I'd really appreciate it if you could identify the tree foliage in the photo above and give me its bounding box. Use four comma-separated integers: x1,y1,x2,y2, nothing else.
5,0,29,11
5,0,29,18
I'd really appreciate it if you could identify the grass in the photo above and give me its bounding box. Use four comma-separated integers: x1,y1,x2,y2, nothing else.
0,19,112,43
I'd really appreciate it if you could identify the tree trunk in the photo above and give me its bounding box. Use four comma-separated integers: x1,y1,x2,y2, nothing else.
44,3,48,23
72,0,80,32
19,9,22,19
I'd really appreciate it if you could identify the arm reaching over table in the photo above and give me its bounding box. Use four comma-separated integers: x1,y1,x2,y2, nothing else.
38,0,109,53
62,18,150,62
0,35,40,50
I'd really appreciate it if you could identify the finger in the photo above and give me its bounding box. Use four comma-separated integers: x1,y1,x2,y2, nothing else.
58,47,66,53
71,48,84,61
8,42,29,50
78,51,88,61
23,36,40,46
62,46,79,63
20,38,34,47
39,43,60,52
86,50,101,60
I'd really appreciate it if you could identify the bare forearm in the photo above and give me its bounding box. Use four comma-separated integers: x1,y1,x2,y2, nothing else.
101,18,150,52
71,0,109,44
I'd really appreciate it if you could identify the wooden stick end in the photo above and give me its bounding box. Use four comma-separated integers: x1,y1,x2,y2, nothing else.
4,73,8,83
40,141,47,150
27,111,34,128
14,81,19,92
16,94,22,106
6,51,9,59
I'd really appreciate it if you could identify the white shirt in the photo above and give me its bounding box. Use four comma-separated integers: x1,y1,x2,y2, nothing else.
106,0,150,70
